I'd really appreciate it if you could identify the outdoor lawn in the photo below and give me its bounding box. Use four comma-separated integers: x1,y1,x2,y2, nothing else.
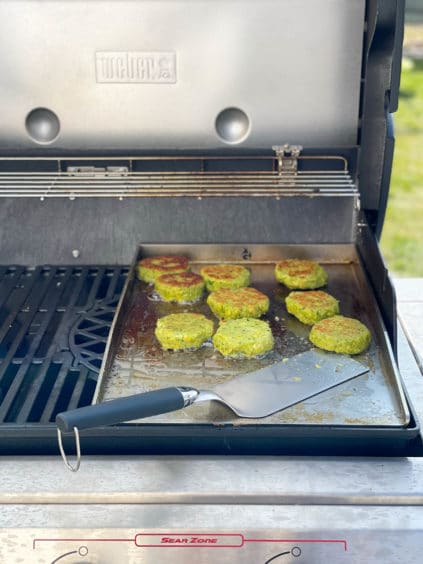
380,24,423,276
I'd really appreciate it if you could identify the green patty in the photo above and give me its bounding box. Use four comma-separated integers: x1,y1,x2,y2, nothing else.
285,290,339,325
207,287,269,319
213,318,274,358
155,313,214,351
275,259,328,289
137,255,189,283
200,264,251,292
309,315,371,355
155,272,205,303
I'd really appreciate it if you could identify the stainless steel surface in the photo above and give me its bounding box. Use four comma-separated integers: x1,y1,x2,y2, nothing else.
0,321,422,563
200,350,369,417
25,108,61,144
69,351,368,431
0,0,365,151
215,107,250,144
0,153,359,264
0,154,355,198
0,196,358,264
1,512,423,563
3,453,423,506
94,243,409,427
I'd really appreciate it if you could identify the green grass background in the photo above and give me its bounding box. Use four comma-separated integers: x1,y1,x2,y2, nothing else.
380,30,423,276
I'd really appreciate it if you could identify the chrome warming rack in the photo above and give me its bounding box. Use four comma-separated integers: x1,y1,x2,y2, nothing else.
0,146,355,199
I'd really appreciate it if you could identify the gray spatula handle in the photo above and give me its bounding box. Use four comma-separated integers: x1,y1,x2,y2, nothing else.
56,387,199,433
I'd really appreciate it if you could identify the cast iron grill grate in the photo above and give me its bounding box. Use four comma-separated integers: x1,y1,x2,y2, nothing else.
0,266,126,424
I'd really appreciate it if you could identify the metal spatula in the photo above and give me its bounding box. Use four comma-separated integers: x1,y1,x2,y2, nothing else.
56,350,368,433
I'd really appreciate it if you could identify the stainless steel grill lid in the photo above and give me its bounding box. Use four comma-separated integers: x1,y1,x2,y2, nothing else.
0,0,364,152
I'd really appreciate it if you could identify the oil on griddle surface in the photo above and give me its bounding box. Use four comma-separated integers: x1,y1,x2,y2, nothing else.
102,262,407,426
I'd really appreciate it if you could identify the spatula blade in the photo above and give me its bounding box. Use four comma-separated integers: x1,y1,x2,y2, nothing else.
213,350,369,418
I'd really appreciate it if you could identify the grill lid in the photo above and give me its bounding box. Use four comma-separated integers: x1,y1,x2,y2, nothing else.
0,0,365,152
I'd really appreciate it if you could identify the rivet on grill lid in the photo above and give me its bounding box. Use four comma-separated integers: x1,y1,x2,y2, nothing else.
215,107,250,144
25,107,60,144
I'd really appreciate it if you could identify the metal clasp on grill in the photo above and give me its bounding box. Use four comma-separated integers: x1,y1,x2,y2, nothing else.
67,166,129,176
272,144,303,175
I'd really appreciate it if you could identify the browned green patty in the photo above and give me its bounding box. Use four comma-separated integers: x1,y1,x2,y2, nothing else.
207,287,269,319
309,315,371,355
155,272,205,303
213,318,274,358
275,259,328,289
200,264,251,292
137,255,189,283
285,290,339,325
155,313,214,350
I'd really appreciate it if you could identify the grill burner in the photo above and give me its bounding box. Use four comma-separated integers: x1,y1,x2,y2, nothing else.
0,266,126,424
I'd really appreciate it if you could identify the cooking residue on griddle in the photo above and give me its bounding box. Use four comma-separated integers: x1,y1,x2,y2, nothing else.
100,259,404,427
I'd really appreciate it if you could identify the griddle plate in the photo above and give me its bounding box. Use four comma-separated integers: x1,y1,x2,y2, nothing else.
94,244,410,428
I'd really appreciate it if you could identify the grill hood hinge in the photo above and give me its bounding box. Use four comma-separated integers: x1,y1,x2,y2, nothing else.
272,144,303,174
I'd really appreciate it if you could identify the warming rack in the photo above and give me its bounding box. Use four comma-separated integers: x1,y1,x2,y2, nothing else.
0,153,356,199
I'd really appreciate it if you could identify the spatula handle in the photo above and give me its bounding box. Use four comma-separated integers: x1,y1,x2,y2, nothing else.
56,387,199,432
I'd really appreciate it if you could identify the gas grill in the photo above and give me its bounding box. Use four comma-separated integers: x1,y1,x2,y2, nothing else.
1,0,423,562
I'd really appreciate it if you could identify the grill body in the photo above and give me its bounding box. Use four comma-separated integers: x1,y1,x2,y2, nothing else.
2,1,423,562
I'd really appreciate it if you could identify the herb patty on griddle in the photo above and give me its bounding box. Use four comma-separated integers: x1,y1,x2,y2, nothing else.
285,290,339,325
213,318,274,358
207,287,269,320
275,259,328,289
137,255,189,283
309,315,371,355
155,272,204,303
155,313,214,351
200,264,250,292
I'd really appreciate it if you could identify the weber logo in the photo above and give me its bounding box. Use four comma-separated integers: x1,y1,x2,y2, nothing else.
95,51,176,83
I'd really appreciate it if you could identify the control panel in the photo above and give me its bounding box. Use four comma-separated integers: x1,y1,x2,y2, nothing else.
2,529,423,563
